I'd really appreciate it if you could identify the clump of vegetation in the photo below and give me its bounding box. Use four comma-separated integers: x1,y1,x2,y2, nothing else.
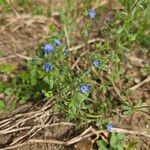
97,132,125,150
0,0,150,149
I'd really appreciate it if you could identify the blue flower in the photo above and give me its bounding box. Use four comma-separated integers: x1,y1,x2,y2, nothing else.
44,44,55,55
80,84,90,94
44,63,53,72
106,123,113,132
54,39,61,46
93,60,100,68
89,9,96,19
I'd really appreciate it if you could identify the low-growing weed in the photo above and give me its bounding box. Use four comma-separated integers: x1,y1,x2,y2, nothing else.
97,132,125,150
0,0,149,148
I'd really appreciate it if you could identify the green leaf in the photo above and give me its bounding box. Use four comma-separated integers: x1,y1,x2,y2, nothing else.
110,133,117,148
128,34,136,41
117,144,124,150
49,77,54,89
0,100,6,110
43,76,49,84
43,75,54,89
0,64,15,74
96,140,107,150
117,133,125,141
0,50,6,56
20,72,29,82
75,93,88,102
44,91,53,98
4,88,13,95
30,69,37,86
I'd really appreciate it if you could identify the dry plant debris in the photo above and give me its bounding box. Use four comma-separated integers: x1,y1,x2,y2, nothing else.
0,14,62,63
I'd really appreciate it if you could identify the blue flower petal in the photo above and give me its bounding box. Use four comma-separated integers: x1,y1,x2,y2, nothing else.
93,60,100,68
89,9,96,19
44,63,53,72
80,84,90,94
106,123,113,132
54,39,61,46
44,44,55,55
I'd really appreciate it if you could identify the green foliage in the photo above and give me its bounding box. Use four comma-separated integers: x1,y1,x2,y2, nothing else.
0,1,149,148
97,140,108,150
0,100,6,111
126,141,137,150
110,133,125,150
121,100,149,115
97,133,125,150
0,50,7,57
0,63,15,74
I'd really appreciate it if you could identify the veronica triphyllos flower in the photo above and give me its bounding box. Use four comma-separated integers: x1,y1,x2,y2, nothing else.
89,9,96,19
80,84,90,94
44,63,53,72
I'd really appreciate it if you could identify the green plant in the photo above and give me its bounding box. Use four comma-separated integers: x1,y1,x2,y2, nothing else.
97,132,125,150
121,100,149,115
0,0,149,139
0,100,6,111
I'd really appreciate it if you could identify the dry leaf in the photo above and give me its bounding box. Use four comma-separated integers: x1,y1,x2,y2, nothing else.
74,138,93,150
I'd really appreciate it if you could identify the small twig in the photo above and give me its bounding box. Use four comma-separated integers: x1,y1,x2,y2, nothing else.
0,120,12,129
71,58,80,70
48,122,75,127
28,127,43,139
129,76,150,90
0,118,11,125
64,25,70,47
67,130,103,145
2,139,66,150
1,111,43,132
10,127,37,145
68,38,105,52
138,110,150,116
112,127,150,138
71,51,88,70
15,54,32,60
0,126,32,134
110,79,123,100
0,122,74,135
129,0,141,13
80,126,93,137
6,0,20,18
2,143,27,150
0,54,32,64
30,139,67,145
92,66,101,80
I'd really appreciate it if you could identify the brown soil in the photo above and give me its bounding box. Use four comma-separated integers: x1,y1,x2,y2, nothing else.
0,13,61,65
